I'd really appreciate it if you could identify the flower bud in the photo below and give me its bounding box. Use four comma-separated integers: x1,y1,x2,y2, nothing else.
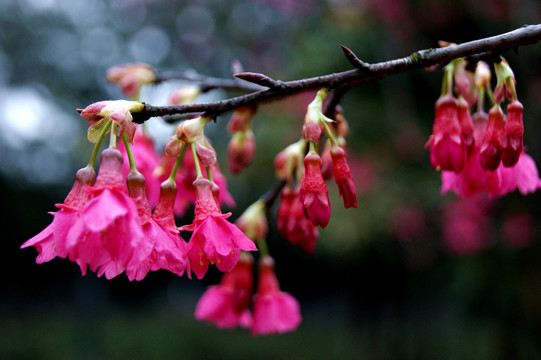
501,100,524,167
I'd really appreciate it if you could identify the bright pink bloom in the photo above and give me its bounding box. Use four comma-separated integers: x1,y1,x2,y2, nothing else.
21,166,96,263
300,153,331,228
120,172,188,281
426,94,466,172
195,253,254,329
228,130,255,174
180,178,257,280
64,149,146,277
251,256,301,336
119,126,161,208
479,105,504,171
501,100,524,167
331,146,357,208
442,109,541,198
277,187,319,254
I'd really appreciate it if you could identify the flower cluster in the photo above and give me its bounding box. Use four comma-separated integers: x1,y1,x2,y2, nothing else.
23,64,359,337
274,89,357,253
195,200,301,335
23,100,256,282
426,58,541,198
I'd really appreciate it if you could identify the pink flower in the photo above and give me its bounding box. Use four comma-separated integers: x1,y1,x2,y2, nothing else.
79,100,144,144
426,94,466,172
500,100,524,167
228,130,256,174
121,172,188,281
106,63,156,97
300,152,331,228
119,126,161,208
441,110,541,198
180,178,257,280
331,146,357,208
479,105,504,171
277,187,319,254
64,149,146,277
21,166,96,263
251,256,301,335
195,253,254,329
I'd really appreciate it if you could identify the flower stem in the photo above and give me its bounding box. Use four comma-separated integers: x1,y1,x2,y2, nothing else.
320,115,337,147
122,133,137,172
168,143,188,182
87,119,112,168
206,166,214,183
109,122,117,148
191,142,203,179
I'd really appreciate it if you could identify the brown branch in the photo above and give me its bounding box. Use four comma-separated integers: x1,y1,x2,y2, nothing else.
132,24,541,124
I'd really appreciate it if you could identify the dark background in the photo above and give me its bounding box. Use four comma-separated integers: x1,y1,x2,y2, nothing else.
3,0,541,359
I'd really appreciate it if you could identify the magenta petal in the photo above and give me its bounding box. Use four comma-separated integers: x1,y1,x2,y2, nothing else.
82,189,131,232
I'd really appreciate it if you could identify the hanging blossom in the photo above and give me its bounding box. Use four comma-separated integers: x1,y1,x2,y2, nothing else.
180,178,257,279
439,60,541,198
194,252,254,329
106,63,156,98
121,172,188,281
79,100,144,144
62,148,149,277
251,256,301,335
227,106,257,174
119,125,162,208
21,166,96,264
175,116,256,279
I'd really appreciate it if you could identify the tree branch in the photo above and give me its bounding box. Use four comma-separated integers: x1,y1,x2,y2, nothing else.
132,24,541,124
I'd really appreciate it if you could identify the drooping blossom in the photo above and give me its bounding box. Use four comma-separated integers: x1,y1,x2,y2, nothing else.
121,172,188,281
195,253,254,329
106,63,156,98
300,152,331,228
251,256,301,336
479,105,504,171
180,178,257,279
441,111,541,198
228,130,256,174
118,125,161,208
277,187,319,254
21,166,96,263
78,100,144,144
330,146,357,208
500,100,524,167
425,94,466,172
64,148,147,277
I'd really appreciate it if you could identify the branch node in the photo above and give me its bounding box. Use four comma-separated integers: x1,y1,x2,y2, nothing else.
234,72,280,88
340,45,370,71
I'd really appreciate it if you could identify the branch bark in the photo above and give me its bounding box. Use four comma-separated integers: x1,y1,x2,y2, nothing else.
132,24,541,124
